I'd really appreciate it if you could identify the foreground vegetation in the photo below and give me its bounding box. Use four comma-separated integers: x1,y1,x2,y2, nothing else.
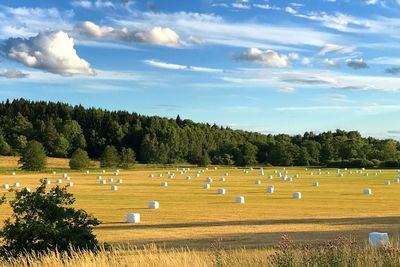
0,99,399,167
1,237,400,267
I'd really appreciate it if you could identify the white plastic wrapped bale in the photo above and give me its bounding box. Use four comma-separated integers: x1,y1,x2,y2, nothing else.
369,232,389,246
287,178,293,182
395,178,400,183
65,176,71,181
67,182,74,187
364,173,369,177
219,177,225,182
266,186,274,193
293,192,302,199
363,188,372,195
255,179,261,185
97,176,103,180
45,180,51,185
161,182,168,187
206,177,213,182
117,179,123,184
111,185,118,191
12,171,16,176
236,196,245,204
2,184,9,189
217,188,226,195
196,173,200,177
310,172,313,176
52,171,56,175
385,180,391,185
326,172,330,175
24,187,31,192
245,170,249,174
203,183,211,189
148,201,159,209
186,176,191,181
336,169,340,174
86,170,90,174
168,174,174,179
224,173,229,176
295,174,299,178
103,170,106,173
57,179,62,184
281,176,287,182
149,174,154,178
362,168,365,171
114,172,119,176
268,175,273,180
14,182,20,188
339,173,344,177
305,168,308,171
260,168,264,176
108,178,114,182
63,173,68,178
126,213,140,223
374,173,378,176
214,167,218,170
313,182,319,187
159,174,163,178
100,180,107,185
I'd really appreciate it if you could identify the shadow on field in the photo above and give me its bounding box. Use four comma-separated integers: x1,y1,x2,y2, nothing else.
99,216,400,230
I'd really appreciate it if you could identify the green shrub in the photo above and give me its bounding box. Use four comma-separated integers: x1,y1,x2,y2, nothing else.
0,181,100,256
69,148,90,170
19,140,47,171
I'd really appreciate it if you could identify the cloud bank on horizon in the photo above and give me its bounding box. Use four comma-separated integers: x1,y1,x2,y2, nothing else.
0,0,399,139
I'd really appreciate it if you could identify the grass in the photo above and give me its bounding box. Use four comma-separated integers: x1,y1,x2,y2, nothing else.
1,158,400,249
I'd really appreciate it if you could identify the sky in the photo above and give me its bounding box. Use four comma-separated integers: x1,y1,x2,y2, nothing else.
1,0,400,139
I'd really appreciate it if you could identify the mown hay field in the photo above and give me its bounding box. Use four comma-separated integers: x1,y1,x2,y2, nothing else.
1,157,400,249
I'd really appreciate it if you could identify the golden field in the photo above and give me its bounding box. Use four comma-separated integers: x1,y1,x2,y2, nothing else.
1,156,400,249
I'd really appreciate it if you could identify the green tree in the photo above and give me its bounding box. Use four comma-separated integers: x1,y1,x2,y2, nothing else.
0,134,11,155
235,143,258,166
19,140,47,171
120,147,136,169
0,181,100,256
100,145,120,168
69,148,90,170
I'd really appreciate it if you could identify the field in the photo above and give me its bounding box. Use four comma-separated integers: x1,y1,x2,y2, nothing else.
1,157,400,250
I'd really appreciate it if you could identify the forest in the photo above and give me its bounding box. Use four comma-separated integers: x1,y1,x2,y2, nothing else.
0,98,398,167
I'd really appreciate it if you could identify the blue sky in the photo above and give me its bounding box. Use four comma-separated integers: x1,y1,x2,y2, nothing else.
1,0,400,139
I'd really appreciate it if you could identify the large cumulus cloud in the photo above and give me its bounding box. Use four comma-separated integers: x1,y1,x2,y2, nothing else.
3,31,95,76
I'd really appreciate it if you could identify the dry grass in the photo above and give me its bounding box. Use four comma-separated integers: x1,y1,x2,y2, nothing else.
1,162,400,249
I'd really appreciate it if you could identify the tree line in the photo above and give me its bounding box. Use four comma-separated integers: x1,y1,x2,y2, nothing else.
1,98,400,168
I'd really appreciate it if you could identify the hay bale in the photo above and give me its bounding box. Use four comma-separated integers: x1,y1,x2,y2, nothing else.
196,173,200,177
103,170,106,173
45,180,51,185
217,188,226,195
369,232,389,246
219,177,225,182
363,188,372,195
67,182,74,187
313,182,319,187
161,182,168,187
305,168,308,171
86,170,90,174
287,177,293,182
13,182,20,188
293,192,302,199
63,173,68,178
339,173,344,177
117,179,123,184
2,184,9,189
111,185,118,191
148,201,159,209
236,196,245,204
100,180,107,185
206,177,213,183
224,173,229,176
255,179,261,185
65,176,71,181
203,183,211,189
108,178,114,182
97,176,103,180
310,172,313,176
52,171,56,175
159,174,163,178
385,180,391,185
268,175,273,179
24,187,31,192
57,179,62,184
294,174,299,178
214,167,218,170
266,186,274,193
186,176,191,181
12,171,16,176
395,178,400,183
364,173,369,177
126,213,140,223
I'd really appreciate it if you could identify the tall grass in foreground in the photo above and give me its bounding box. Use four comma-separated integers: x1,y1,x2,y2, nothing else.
1,237,400,267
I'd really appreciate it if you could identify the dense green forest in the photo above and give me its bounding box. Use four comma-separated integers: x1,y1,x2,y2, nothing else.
0,99,399,167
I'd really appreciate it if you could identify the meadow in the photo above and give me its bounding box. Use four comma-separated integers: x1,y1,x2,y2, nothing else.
1,156,400,251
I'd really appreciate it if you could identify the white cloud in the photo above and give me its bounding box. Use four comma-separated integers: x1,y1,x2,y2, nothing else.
346,58,368,69
324,58,337,66
144,59,223,73
276,104,400,113
232,3,251,9
234,48,290,67
74,21,181,47
94,0,115,8
277,86,296,93
4,31,95,76
0,69,28,79
301,57,311,65
253,4,280,10
113,11,337,49
71,0,92,8
319,44,355,55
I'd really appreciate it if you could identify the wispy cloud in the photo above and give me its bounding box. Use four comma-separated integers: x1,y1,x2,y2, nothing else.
144,59,223,73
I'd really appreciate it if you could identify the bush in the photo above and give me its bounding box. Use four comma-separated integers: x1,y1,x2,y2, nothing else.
69,148,90,170
120,148,136,169
0,181,100,256
19,140,47,171
100,145,120,168
380,160,400,168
